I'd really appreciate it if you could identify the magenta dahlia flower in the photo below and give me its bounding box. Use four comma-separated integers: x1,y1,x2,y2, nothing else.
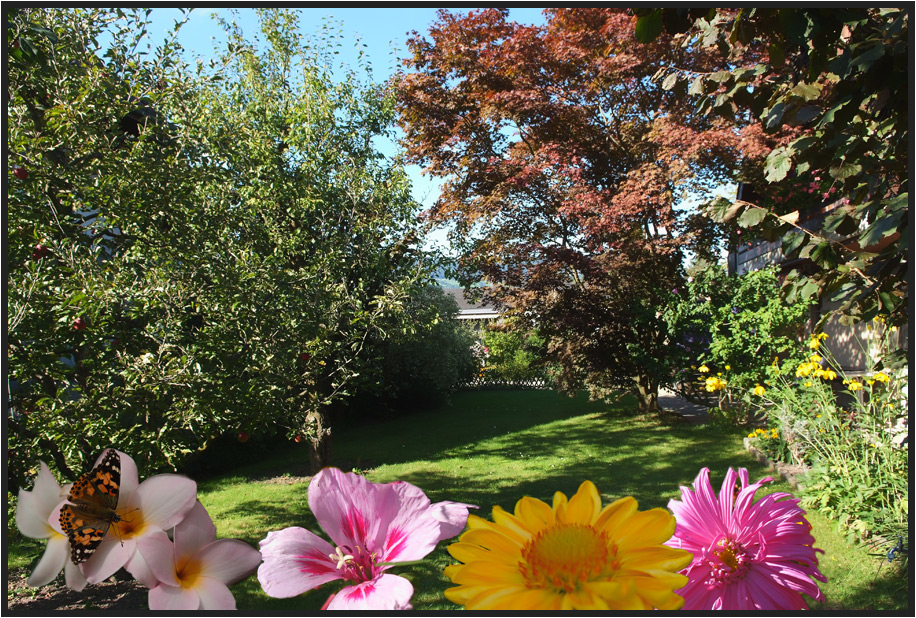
257,467,475,610
666,467,826,610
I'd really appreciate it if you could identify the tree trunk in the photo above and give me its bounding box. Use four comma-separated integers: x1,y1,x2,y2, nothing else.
634,374,660,414
305,408,332,474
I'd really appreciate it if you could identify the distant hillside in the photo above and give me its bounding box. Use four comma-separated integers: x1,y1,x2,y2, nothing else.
435,277,462,289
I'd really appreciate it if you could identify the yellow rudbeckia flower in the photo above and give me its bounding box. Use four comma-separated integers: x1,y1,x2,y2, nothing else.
443,481,691,611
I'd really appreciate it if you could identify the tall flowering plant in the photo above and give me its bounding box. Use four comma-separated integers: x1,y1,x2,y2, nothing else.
749,327,908,541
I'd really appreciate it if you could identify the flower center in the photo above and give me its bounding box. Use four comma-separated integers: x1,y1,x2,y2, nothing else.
331,545,381,583
113,506,145,539
705,538,751,586
519,523,617,593
176,556,203,589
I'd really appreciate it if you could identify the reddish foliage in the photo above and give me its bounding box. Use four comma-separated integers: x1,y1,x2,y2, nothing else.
397,8,743,406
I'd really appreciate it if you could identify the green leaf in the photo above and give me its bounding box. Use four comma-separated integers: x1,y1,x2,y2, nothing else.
764,146,793,183
790,82,822,101
781,231,806,256
737,207,767,228
764,101,786,130
800,279,820,300
634,11,664,43
849,42,885,69
828,161,863,181
859,213,902,248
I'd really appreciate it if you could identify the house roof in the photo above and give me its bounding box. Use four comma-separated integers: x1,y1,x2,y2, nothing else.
442,287,501,320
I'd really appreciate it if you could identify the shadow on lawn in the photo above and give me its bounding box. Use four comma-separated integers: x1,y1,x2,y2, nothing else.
384,423,768,513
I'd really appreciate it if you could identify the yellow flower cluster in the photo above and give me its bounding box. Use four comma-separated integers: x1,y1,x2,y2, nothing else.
868,372,891,385
698,365,710,373
843,379,863,392
747,427,779,440
704,376,727,392
808,332,828,350
795,357,836,380
752,384,766,396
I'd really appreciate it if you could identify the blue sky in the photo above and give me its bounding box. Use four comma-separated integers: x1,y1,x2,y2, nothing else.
141,8,548,251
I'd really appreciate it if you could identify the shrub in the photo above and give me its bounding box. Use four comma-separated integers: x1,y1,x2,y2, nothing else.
481,319,550,383
361,285,479,410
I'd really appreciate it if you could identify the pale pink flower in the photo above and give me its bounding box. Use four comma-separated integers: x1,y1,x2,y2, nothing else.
50,450,197,586
667,467,826,610
16,462,88,590
140,501,261,610
258,467,475,610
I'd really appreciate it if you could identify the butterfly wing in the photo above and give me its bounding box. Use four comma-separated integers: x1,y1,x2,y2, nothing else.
60,449,122,564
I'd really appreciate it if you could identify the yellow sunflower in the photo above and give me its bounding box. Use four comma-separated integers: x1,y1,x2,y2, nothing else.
442,481,691,610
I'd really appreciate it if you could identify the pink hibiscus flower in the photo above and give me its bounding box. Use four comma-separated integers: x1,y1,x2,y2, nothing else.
666,467,827,610
258,467,475,610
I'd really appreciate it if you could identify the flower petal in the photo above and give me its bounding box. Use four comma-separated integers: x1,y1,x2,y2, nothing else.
195,576,238,610
27,533,69,587
149,583,200,611
258,526,341,598
137,530,180,587
64,559,89,591
381,481,442,562
566,480,602,524
513,496,554,533
430,499,477,540
132,474,197,532
326,573,414,610
17,462,65,539
615,507,677,550
174,501,216,558
197,538,261,585
81,537,135,584
126,542,160,588
308,468,381,550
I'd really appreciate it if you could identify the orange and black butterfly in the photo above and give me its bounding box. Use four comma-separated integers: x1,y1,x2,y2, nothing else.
59,449,123,564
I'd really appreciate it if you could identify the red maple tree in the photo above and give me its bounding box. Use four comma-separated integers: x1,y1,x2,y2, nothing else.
397,8,749,412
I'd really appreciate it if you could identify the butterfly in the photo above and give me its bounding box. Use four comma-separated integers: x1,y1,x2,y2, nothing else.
59,449,123,564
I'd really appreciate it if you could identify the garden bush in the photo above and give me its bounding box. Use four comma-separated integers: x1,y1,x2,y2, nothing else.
666,262,812,419
480,319,551,384
354,284,479,411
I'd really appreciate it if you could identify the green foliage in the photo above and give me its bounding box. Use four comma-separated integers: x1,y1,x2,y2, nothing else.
363,285,479,409
646,8,909,328
747,326,908,541
667,263,811,395
6,8,432,485
481,320,549,383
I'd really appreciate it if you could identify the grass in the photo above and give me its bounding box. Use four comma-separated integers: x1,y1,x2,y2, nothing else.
7,390,910,610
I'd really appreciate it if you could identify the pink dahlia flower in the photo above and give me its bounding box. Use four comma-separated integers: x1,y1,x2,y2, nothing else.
258,467,475,610
667,467,827,610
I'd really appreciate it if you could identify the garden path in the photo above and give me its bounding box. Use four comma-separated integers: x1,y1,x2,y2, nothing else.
658,388,709,424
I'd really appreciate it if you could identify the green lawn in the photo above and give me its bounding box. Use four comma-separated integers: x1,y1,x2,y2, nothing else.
8,390,908,610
